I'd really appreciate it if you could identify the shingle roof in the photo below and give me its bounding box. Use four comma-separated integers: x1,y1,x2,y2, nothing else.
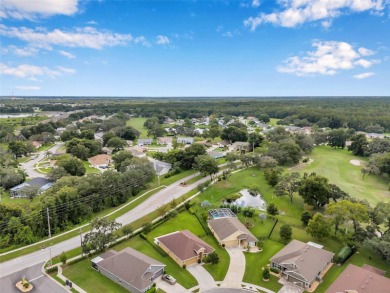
97,247,165,291
88,154,111,166
325,264,390,293
156,230,214,261
208,217,258,243
270,240,334,283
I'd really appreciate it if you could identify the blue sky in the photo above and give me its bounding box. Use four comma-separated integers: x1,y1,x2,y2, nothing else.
0,0,389,96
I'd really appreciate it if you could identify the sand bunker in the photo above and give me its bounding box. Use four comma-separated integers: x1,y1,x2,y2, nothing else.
349,159,361,166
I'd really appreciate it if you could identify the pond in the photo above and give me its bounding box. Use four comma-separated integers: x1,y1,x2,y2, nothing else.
0,113,35,118
225,189,267,210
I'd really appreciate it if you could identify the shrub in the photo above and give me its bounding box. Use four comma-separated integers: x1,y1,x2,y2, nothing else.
182,264,186,269
122,225,133,236
184,202,191,210
262,268,270,280
45,266,58,273
143,223,153,234
59,251,68,264
266,203,279,216
301,211,312,226
302,158,309,163
197,259,201,264
257,241,264,249
243,208,255,218
168,210,179,218
222,243,225,248
270,267,280,274
140,233,148,240
204,252,220,264
23,281,30,289
279,224,292,242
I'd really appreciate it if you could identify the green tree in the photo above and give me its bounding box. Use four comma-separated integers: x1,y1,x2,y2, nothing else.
262,268,270,280
248,132,264,148
195,155,219,180
328,128,347,149
264,167,282,187
82,218,121,254
298,173,330,207
266,203,279,216
80,129,95,140
112,150,133,171
59,252,68,264
306,213,331,240
301,211,312,226
106,137,127,151
57,156,86,176
102,132,116,146
348,134,368,156
147,124,166,138
279,224,292,242
221,126,248,143
8,141,34,158
274,172,301,203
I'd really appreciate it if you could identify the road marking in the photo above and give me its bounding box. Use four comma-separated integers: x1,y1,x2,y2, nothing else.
29,275,44,282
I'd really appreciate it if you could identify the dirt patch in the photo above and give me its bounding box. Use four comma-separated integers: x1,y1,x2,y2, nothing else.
349,159,361,166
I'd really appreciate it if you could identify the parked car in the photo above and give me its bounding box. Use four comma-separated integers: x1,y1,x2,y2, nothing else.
162,274,176,285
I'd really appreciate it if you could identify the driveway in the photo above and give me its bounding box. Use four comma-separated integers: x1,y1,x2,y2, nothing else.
155,277,187,293
187,264,217,292
0,262,66,293
220,247,246,288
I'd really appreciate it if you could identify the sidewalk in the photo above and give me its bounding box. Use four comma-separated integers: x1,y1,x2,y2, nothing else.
57,265,87,293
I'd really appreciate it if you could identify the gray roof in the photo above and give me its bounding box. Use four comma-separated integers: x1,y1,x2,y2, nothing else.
138,138,153,143
10,177,52,192
208,217,257,243
97,247,165,291
156,230,214,261
270,240,334,283
152,160,172,173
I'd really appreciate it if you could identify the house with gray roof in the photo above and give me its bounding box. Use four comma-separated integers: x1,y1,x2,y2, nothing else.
155,230,214,267
91,247,165,293
177,137,194,144
10,177,53,198
231,141,252,152
270,240,334,289
208,217,258,248
137,138,153,146
150,159,172,175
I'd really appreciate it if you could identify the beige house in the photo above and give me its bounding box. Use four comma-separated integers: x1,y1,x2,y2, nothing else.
155,230,214,267
157,137,172,145
208,217,258,248
88,154,112,169
270,240,334,289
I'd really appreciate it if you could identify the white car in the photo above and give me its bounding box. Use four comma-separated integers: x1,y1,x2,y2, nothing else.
162,274,176,285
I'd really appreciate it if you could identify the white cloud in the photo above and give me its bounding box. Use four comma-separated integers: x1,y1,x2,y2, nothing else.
0,0,78,20
134,36,151,47
59,50,76,59
86,20,97,25
353,72,375,79
252,0,260,8
15,85,41,90
244,0,385,30
277,40,378,76
0,25,134,50
156,35,170,45
222,31,234,38
358,47,375,56
0,63,75,79
1,45,38,57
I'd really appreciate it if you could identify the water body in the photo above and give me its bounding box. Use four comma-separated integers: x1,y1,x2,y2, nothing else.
0,113,35,118
228,189,267,210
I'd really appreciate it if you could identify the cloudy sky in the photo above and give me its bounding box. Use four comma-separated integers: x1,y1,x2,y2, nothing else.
1,0,389,96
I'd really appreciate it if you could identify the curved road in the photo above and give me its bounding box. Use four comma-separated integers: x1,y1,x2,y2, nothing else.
0,170,220,278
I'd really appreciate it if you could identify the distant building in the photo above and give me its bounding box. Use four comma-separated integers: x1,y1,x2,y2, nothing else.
137,138,153,146
208,151,224,159
102,147,113,155
91,248,165,293
157,137,173,145
177,137,194,144
10,177,53,198
231,141,252,152
125,147,146,158
88,154,111,169
150,159,172,175
31,141,42,148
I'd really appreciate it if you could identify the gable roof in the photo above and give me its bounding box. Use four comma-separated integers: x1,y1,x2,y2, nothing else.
270,240,334,283
97,247,165,291
88,154,111,166
325,264,390,293
11,177,52,192
156,230,214,261
208,217,257,243
151,159,172,173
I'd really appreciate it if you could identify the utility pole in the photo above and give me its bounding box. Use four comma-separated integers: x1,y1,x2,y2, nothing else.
79,227,83,256
47,207,51,238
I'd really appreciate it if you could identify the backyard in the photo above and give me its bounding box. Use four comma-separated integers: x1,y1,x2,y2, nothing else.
126,117,149,138
289,146,390,205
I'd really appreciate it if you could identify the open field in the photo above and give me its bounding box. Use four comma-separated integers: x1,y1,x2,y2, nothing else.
126,117,149,138
289,146,390,205
0,115,48,128
269,118,280,126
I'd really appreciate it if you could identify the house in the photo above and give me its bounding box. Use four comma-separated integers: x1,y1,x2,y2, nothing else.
88,154,111,169
137,138,153,146
155,230,214,267
157,137,173,145
177,137,194,144
231,141,252,152
102,147,113,155
10,177,53,198
367,132,385,139
194,128,205,135
126,140,133,147
285,125,302,133
208,151,224,159
325,264,390,293
91,247,165,293
31,141,42,148
219,140,231,148
150,159,172,175
270,240,334,289
56,127,66,135
208,216,258,248
125,147,146,158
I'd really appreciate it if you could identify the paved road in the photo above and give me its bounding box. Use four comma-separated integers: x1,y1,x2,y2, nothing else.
221,248,246,288
20,142,64,179
0,262,66,293
0,168,226,279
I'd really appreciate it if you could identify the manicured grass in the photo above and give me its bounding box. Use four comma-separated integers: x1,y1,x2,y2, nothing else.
268,118,280,126
37,143,55,152
289,146,390,205
243,240,284,291
126,117,149,138
202,235,230,281
17,156,31,163
0,190,30,206
0,115,47,128
62,258,129,293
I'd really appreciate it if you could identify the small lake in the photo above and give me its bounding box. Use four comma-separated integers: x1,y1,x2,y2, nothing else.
226,189,267,210
0,113,35,118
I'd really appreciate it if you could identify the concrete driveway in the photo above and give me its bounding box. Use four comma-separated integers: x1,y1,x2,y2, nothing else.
155,277,187,293
220,247,246,288
187,264,217,292
0,262,66,293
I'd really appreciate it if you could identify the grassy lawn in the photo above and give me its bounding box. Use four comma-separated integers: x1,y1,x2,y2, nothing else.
0,115,47,128
82,161,100,174
289,146,390,205
62,258,129,293
35,160,53,174
126,117,149,138
37,143,55,152
243,240,284,291
17,156,31,163
268,118,280,126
